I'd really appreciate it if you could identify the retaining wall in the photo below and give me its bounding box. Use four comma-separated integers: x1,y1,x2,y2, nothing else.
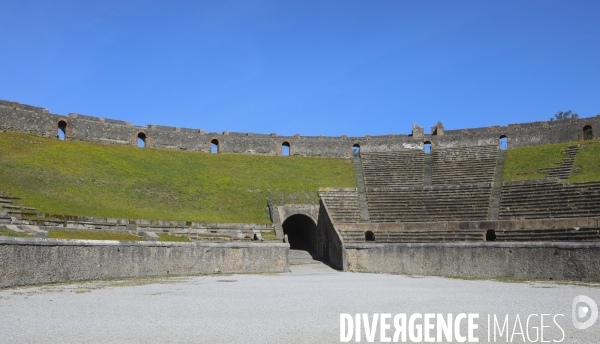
344,242,600,281
0,238,289,288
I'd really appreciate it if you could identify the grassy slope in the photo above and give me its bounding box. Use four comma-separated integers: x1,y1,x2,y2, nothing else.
502,142,571,181
503,139,600,182
569,142,600,183
0,132,355,223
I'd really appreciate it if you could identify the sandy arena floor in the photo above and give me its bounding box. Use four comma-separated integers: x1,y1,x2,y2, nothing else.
1,251,599,343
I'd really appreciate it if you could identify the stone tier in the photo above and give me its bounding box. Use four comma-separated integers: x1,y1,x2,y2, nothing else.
361,151,424,188
367,184,492,222
499,180,600,219
431,145,498,185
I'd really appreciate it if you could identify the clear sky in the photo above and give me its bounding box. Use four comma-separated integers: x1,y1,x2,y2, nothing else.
1,1,599,136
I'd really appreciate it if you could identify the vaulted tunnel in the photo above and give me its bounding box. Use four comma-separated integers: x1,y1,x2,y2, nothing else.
282,214,317,253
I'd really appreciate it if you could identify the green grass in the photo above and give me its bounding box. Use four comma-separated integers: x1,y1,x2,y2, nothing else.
0,132,355,223
158,233,190,242
260,230,277,239
568,142,600,183
48,230,146,241
196,233,233,238
0,226,31,238
502,141,572,181
503,139,600,182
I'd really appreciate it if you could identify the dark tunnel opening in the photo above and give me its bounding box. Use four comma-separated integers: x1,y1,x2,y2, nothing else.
282,214,318,254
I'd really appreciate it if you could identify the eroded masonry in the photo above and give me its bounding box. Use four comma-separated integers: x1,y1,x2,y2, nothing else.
1,99,600,285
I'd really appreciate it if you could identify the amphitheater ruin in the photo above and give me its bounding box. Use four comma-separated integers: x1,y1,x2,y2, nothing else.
1,99,600,287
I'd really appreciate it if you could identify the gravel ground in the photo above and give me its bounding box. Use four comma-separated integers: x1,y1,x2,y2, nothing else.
1,260,599,343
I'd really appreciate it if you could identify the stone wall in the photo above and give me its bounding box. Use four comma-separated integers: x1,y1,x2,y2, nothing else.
344,242,600,281
317,200,347,269
2,99,599,157
0,238,289,288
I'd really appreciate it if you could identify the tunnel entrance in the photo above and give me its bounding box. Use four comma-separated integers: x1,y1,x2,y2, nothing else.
282,214,318,254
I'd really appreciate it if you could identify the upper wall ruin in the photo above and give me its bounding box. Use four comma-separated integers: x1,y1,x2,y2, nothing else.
0,99,598,158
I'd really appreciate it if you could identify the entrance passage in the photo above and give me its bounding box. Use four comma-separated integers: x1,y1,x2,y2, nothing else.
282,214,317,253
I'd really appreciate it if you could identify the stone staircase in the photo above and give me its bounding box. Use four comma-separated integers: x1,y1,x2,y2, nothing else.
0,194,36,224
538,145,579,180
488,149,506,220
423,154,432,186
319,188,361,223
352,157,371,222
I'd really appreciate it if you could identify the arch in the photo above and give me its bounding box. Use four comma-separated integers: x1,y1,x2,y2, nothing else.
365,231,375,242
210,138,219,153
423,140,432,154
137,132,146,148
282,214,317,252
281,141,290,156
352,143,361,158
57,120,67,140
583,125,594,140
281,211,318,226
499,135,509,150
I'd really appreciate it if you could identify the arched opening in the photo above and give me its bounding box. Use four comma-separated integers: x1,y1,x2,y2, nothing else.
499,135,508,150
282,214,317,253
365,231,375,242
352,144,361,158
137,132,146,148
486,229,496,241
423,141,432,154
583,125,594,140
210,139,219,153
281,141,290,156
57,120,67,140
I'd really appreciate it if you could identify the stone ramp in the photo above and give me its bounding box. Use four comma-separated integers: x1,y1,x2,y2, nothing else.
289,249,322,265
288,249,338,273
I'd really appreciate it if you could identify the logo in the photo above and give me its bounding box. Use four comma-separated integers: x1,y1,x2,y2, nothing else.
572,295,598,330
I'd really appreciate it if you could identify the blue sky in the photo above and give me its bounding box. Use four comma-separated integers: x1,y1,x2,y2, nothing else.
1,1,599,136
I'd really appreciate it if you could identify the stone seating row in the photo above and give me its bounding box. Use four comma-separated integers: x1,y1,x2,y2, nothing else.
367,185,492,222
361,151,424,188
494,227,600,241
431,146,498,185
499,181,600,219
339,227,600,243
340,229,485,243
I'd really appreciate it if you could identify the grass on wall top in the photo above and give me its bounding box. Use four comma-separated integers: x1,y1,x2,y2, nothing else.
0,132,356,224
48,230,145,241
0,226,30,238
502,139,600,182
